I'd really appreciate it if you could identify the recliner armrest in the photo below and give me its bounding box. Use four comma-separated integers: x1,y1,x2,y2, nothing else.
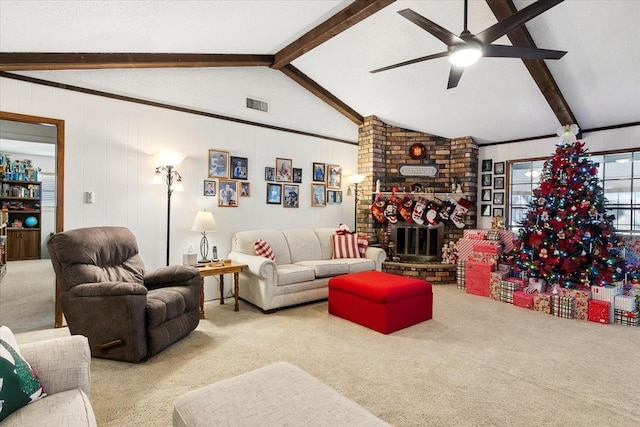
70,282,148,297
144,265,200,290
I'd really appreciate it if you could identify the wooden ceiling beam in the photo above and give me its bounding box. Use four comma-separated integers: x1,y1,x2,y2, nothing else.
280,64,363,126
486,0,579,129
0,53,274,71
271,0,396,70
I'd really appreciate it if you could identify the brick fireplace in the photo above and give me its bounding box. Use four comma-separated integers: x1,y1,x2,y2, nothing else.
356,116,478,281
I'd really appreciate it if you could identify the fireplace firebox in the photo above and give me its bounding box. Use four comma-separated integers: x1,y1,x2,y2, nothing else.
391,223,444,262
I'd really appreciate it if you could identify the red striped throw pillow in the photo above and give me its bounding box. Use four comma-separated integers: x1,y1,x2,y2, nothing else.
331,233,360,259
254,239,275,261
357,235,370,258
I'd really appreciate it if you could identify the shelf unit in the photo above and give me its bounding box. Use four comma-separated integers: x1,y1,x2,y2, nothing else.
0,223,6,281
1,179,42,261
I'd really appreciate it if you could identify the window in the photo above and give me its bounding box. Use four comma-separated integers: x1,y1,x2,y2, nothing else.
508,150,639,234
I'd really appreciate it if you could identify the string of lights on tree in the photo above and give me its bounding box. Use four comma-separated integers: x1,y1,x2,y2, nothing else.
501,125,626,288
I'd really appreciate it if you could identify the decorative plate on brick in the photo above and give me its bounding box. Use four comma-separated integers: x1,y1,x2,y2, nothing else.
409,143,426,159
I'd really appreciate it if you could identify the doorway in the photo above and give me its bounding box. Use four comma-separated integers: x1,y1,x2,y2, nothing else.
0,110,65,328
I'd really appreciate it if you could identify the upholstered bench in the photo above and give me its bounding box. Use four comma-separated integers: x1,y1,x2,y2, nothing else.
328,271,433,334
172,361,389,427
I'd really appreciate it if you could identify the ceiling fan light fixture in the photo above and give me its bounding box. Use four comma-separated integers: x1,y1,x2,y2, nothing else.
449,45,482,67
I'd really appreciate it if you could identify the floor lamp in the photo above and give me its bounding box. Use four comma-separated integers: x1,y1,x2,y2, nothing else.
154,152,185,266
348,174,366,233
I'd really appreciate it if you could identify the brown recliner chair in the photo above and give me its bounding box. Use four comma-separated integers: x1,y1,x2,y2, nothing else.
48,226,201,362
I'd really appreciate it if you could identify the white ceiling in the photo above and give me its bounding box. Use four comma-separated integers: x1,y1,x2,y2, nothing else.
1,0,639,144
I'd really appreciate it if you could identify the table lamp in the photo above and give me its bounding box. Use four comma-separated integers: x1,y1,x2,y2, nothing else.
191,210,217,263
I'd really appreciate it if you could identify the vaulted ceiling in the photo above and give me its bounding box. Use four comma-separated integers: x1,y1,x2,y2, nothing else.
1,0,639,144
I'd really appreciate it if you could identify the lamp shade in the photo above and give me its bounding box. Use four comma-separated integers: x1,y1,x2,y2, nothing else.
156,151,186,167
191,210,217,232
349,174,366,184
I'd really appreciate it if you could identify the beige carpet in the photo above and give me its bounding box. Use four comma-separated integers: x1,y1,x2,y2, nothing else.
12,275,640,427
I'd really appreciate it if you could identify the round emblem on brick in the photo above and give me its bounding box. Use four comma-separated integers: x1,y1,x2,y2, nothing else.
409,143,426,159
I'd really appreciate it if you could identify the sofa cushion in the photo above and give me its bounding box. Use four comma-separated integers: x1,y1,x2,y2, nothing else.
357,235,370,258
232,230,291,265
0,326,47,422
282,229,323,263
296,260,349,278
2,388,96,427
254,239,276,260
277,264,316,286
342,258,377,274
313,228,338,260
331,234,360,259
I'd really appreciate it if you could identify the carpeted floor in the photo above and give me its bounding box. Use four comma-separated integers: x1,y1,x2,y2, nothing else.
11,273,640,426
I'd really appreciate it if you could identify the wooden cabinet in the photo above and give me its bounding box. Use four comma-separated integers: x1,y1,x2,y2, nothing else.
1,179,41,261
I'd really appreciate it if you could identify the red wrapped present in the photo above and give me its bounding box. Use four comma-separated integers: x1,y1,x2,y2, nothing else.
588,299,610,324
614,309,640,326
533,293,552,314
456,238,477,261
513,291,534,309
467,252,499,263
465,261,495,297
473,241,503,254
463,229,488,240
591,284,623,323
558,286,590,321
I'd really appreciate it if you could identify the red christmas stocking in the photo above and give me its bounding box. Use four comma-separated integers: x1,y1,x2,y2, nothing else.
398,193,414,222
451,197,472,228
438,197,457,222
370,193,387,223
412,196,428,225
425,198,442,226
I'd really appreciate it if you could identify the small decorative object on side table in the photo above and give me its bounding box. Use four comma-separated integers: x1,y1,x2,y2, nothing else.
196,261,248,318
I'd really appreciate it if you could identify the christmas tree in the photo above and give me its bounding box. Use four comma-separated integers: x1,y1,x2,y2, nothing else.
501,126,626,288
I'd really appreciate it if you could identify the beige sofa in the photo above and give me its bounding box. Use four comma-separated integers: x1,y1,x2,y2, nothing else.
228,228,386,312
4,335,96,426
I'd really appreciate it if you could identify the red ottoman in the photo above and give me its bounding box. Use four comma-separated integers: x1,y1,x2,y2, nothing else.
328,271,433,334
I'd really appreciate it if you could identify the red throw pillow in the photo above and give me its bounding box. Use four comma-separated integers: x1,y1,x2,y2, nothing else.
254,239,275,261
357,235,370,258
331,234,360,259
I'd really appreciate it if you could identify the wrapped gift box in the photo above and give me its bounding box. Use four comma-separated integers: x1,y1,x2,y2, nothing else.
473,241,503,254
614,295,637,312
490,271,509,301
551,295,574,319
463,229,488,240
497,230,515,253
614,309,640,326
558,286,591,321
588,299,610,324
504,277,526,291
533,293,552,314
500,280,520,304
456,238,478,261
526,278,547,293
465,261,495,297
591,284,623,323
467,252,499,263
457,259,466,290
513,291,534,309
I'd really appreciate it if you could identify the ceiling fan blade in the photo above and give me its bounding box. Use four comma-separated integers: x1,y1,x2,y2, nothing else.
370,51,448,74
398,9,464,47
483,44,567,60
447,66,464,89
475,0,564,45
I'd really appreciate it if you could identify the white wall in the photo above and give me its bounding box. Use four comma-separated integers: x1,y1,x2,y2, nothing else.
477,125,640,229
0,69,359,300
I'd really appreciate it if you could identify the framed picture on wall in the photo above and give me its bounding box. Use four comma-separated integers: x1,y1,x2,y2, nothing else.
265,167,275,181
311,183,326,207
283,184,299,208
203,179,216,196
482,174,492,187
208,149,229,178
494,161,505,175
218,180,238,207
327,190,336,204
494,176,505,190
327,164,341,189
276,158,293,182
240,182,250,197
481,204,492,217
313,162,326,182
266,183,282,205
335,191,343,203
493,192,504,205
493,208,504,217
482,188,492,202
482,159,493,172
293,168,303,183
230,156,248,180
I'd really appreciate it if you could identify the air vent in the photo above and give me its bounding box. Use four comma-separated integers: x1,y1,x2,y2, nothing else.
246,98,268,112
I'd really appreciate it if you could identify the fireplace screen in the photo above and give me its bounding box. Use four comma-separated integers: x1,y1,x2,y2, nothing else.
391,223,444,262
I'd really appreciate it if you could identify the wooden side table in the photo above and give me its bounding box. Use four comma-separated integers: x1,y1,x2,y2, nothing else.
196,262,248,318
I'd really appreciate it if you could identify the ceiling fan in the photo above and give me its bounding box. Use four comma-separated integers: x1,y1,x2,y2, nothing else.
370,0,567,89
